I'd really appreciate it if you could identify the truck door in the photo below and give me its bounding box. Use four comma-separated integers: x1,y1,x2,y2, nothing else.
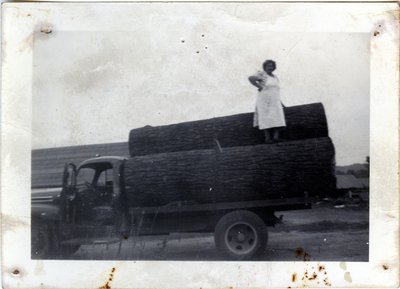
61,163,77,224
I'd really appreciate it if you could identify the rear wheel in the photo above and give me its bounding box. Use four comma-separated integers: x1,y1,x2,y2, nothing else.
214,210,268,260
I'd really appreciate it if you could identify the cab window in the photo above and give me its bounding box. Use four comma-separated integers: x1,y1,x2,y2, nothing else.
93,166,114,203
96,168,114,189
76,167,96,185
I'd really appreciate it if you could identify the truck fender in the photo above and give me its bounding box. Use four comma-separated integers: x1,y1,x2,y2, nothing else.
31,204,60,222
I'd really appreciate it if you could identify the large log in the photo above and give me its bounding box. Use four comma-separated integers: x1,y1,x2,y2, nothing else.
128,103,328,157
124,137,336,207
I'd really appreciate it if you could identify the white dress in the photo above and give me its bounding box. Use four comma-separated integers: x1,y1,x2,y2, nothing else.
252,71,286,130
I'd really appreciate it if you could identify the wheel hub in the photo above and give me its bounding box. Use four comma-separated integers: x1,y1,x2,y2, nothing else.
236,232,245,242
225,222,258,255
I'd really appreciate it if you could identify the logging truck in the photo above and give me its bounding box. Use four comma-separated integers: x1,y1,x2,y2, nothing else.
31,103,336,260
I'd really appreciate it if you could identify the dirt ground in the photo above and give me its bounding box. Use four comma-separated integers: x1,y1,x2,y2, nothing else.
70,203,369,261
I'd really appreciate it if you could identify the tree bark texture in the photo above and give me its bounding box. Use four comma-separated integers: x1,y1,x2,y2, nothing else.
128,103,328,157
124,137,336,207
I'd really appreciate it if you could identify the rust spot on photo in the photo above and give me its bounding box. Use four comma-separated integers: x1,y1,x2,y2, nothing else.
373,31,380,36
309,272,318,280
295,247,304,257
12,269,20,276
383,264,389,270
291,273,297,282
297,263,331,287
99,267,116,289
323,277,331,286
294,247,311,261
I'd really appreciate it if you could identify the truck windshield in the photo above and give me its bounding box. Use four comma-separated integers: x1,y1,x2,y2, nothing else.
76,167,96,185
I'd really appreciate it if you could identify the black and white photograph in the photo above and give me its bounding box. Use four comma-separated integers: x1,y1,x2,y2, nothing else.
30,7,370,262
1,2,398,288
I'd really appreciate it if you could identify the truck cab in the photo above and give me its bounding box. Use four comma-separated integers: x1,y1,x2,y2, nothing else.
32,156,128,258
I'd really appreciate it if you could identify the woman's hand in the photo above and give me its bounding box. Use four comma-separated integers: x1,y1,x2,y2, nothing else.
248,76,263,91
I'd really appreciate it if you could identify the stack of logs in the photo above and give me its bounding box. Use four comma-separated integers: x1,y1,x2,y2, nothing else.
124,103,336,207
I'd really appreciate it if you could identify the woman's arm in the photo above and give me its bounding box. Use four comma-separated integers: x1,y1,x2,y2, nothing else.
248,76,263,91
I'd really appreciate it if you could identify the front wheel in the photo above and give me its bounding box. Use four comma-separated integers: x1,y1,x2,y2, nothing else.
214,210,268,260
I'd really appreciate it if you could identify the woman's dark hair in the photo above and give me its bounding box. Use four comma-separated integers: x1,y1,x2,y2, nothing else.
263,60,276,71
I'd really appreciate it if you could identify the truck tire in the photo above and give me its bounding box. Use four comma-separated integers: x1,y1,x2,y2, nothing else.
214,210,268,260
31,223,53,259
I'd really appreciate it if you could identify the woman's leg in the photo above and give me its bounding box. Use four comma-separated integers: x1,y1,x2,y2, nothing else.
263,129,272,143
272,128,280,140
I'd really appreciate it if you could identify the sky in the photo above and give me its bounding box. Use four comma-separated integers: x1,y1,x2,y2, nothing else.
32,12,370,166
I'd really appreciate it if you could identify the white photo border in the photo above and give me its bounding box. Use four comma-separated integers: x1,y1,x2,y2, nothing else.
1,2,399,288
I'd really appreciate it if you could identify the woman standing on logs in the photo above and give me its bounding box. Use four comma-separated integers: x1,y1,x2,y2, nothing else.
248,60,286,143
